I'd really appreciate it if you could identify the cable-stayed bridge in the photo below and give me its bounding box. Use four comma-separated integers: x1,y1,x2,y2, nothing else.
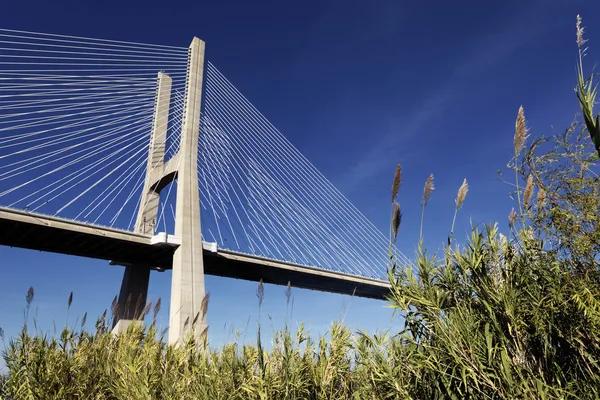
0,29,409,344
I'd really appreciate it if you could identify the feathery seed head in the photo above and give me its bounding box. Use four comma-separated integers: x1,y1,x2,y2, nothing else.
392,202,402,240
257,279,265,307
134,293,143,316
537,187,546,209
140,302,152,320
455,178,469,210
514,106,529,157
391,164,402,202
499,233,507,248
524,175,534,208
153,298,162,319
26,286,34,308
201,292,210,317
509,208,517,227
111,296,119,320
421,174,435,208
68,292,73,309
124,293,132,313
201,326,209,346
285,281,292,305
577,15,587,48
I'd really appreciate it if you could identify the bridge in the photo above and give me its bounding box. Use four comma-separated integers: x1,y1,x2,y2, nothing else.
0,29,409,344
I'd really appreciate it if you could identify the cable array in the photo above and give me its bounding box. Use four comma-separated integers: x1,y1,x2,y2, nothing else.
0,27,407,280
0,29,188,229
199,62,410,280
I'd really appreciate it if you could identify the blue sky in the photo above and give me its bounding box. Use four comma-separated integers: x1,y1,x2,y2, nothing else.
1,0,599,359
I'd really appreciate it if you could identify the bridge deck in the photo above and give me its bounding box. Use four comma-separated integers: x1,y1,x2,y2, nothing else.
0,207,390,300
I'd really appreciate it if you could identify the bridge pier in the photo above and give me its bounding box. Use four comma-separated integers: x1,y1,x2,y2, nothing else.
112,265,150,333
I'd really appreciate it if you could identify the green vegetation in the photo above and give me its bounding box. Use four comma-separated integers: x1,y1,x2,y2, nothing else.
2,16,600,399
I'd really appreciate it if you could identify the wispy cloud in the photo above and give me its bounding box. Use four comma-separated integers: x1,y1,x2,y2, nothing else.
339,1,560,191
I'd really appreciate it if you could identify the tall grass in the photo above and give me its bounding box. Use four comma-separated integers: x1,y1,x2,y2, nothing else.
2,15,600,400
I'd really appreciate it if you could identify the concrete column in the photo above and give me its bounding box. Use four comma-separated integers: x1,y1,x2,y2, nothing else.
115,266,150,319
113,73,172,334
135,72,172,235
168,38,206,345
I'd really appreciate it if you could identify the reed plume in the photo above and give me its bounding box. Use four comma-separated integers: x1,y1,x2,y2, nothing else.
422,174,434,208
153,297,162,320
285,281,292,308
509,207,517,228
25,286,34,325
420,174,434,239
537,187,546,209
257,279,264,308
456,179,468,210
391,164,402,202
26,286,34,308
449,179,468,245
140,302,152,320
134,293,143,319
575,15,600,157
514,106,529,158
389,164,402,253
392,202,401,242
513,106,529,216
523,175,534,208
577,14,587,48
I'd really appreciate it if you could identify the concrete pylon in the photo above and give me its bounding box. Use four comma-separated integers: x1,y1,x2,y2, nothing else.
112,39,208,343
113,72,173,334
135,72,172,235
168,37,207,344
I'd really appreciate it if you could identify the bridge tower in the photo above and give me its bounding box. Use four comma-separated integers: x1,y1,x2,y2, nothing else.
113,38,207,345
